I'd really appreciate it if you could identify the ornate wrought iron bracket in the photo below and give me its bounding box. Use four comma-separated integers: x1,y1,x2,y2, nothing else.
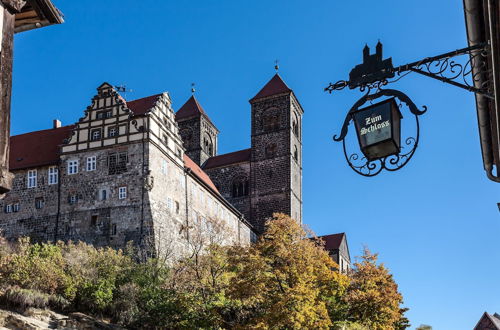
325,42,492,98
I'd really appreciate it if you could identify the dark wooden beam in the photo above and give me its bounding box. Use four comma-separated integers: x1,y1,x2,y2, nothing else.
0,6,15,193
1,0,26,13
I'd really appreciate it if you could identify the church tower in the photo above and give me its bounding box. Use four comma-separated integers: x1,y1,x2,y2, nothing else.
176,95,219,166
249,74,303,233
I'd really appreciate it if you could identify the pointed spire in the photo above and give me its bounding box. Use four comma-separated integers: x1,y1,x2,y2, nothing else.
176,95,216,127
250,74,292,102
363,44,370,62
376,40,383,60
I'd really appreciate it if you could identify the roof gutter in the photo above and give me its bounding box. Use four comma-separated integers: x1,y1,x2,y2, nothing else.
463,0,500,182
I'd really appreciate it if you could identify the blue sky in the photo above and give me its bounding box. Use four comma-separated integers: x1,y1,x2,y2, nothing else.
11,1,499,328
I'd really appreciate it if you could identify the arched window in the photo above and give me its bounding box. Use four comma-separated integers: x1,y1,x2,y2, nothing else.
292,112,299,137
265,143,277,158
231,177,249,197
203,134,214,156
293,145,298,162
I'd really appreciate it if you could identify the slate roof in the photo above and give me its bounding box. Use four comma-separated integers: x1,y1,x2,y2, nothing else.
250,74,292,101
9,125,75,170
203,148,251,170
317,233,346,251
176,95,216,127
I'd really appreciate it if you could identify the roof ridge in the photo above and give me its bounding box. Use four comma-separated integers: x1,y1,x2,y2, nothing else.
11,124,75,138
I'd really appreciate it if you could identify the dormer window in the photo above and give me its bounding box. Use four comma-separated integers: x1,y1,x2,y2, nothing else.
91,129,102,141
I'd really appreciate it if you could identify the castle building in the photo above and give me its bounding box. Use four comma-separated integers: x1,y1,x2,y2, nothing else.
0,74,345,263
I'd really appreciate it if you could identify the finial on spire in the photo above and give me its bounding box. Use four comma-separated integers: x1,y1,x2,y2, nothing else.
274,59,279,73
191,83,196,94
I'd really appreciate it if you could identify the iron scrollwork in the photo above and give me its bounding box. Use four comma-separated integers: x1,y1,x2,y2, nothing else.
325,42,491,176
335,89,426,177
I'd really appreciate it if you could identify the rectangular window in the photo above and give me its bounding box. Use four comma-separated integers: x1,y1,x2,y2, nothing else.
175,201,180,214
86,156,96,171
161,159,168,175
12,203,20,212
118,187,127,199
48,166,58,185
27,170,37,188
111,223,117,236
108,126,118,137
108,152,128,175
5,204,12,213
167,197,173,211
91,129,102,141
100,189,107,201
35,198,44,209
68,194,78,205
68,160,78,175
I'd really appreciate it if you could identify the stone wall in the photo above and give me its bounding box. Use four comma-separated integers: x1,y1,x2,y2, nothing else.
203,161,251,221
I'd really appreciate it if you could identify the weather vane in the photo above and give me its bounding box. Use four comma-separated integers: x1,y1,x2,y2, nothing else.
191,82,196,94
274,59,279,73
114,84,133,100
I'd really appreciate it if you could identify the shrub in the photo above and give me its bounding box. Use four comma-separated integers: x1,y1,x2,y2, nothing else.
1,286,49,311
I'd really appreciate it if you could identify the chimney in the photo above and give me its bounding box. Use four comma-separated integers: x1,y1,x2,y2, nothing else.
53,119,61,129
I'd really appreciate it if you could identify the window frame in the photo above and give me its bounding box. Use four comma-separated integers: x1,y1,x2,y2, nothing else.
91,129,102,141
27,170,37,188
86,156,97,171
108,126,118,137
68,160,79,175
48,166,58,185
118,186,127,199
35,198,44,209
12,203,20,212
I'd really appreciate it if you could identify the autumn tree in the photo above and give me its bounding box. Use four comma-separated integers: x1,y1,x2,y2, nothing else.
228,213,350,329
343,247,409,329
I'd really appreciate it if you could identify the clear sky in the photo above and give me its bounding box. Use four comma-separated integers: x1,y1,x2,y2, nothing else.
11,1,499,328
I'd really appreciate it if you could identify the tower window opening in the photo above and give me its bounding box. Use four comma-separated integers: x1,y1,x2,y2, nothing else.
232,178,249,197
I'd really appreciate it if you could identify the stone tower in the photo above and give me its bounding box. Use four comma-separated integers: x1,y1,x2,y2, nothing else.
249,74,303,232
176,96,219,166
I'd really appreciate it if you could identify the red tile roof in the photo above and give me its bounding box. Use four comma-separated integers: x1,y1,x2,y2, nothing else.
9,125,75,170
184,154,219,193
176,95,216,126
203,148,251,170
317,233,345,251
250,74,292,101
126,94,163,116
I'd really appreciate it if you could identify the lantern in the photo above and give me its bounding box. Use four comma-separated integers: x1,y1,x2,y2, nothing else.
352,98,402,161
